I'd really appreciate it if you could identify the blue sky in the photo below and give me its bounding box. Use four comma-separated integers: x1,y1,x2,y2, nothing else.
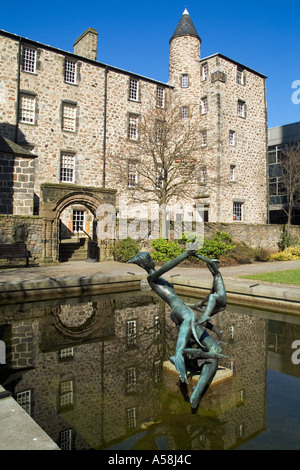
1,0,300,128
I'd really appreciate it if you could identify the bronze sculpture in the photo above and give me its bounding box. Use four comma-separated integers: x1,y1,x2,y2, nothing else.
128,248,227,411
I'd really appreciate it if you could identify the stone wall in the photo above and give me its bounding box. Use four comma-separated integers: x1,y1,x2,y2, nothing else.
205,222,300,251
0,215,43,264
0,151,35,215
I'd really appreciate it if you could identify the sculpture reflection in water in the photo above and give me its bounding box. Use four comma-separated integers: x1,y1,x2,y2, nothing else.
128,248,228,412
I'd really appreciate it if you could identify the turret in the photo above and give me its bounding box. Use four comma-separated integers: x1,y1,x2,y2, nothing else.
169,8,201,92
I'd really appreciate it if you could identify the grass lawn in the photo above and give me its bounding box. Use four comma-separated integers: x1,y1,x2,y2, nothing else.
241,269,300,285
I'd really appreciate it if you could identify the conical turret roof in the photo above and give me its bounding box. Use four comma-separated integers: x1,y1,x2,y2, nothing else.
169,8,201,43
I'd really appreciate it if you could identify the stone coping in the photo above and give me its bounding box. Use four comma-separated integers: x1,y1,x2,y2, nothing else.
0,267,299,312
0,385,60,450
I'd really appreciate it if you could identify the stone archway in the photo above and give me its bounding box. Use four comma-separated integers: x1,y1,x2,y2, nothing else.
40,183,116,262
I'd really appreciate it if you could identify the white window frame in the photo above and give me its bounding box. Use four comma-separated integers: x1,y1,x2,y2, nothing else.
64,59,77,84
60,429,73,450
16,390,31,415
129,78,139,101
200,166,207,183
127,320,137,346
233,202,243,222
60,152,75,183
201,97,208,115
182,106,188,119
156,87,165,108
229,130,235,146
201,131,207,146
62,102,77,132
60,380,74,408
19,94,36,125
237,67,245,85
181,74,188,88
128,115,138,140
22,47,36,73
202,63,208,81
238,100,246,118
59,347,74,359
128,162,138,188
127,407,136,429
230,164,236,182
73,210,85,233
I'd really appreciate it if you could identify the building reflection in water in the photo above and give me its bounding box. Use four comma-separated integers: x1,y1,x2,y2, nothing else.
0,291,299,450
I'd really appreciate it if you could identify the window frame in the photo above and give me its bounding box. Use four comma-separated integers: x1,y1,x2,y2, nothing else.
181,74,189,88
128,114,138,141
237,100,246,118
60,152,75,183
22,47,37,74
64,59,77,84
129,77,139,101
156,86,165,108
201,96,208,115
62,102,77,132
19,93,36,125
233,201,243,222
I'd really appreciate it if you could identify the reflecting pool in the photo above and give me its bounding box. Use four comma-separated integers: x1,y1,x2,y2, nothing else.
0,291,300,450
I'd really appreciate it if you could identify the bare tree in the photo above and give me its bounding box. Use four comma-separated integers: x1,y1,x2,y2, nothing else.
118,97,207,238
278,141,300,236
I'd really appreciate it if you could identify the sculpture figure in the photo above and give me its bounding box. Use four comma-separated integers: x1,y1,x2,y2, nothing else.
128,248,227,410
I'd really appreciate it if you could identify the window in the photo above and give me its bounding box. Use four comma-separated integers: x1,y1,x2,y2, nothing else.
60,380,73,408
127,367,137,393
129,78,139,101
127,407,136,429
200,167,207,183
229,130,235,146
59,348,74,360
230,164,236,182
156,167,164,189
202,63,208,81
157,87,165,108
181,74,188,88
127,320,137,346
201,97,208,115
16,390,31,415
60,429,73,450
22,47,36,73
201,131,207,146
237,100,246,118
19,94,36,124
62,102,77,132
237,67,245,85
182,106,188,119
60,152,75,183
154,360,161,383
64,60,77,84
233,202,243,221
73,210,85,233
128,162,138,188
128,115,138,140
154,315,161,338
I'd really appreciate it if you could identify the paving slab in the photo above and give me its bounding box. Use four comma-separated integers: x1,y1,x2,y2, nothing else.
0,386,59,450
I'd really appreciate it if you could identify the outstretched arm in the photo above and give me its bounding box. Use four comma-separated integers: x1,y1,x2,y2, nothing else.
148,250,196,282
193,253,219,274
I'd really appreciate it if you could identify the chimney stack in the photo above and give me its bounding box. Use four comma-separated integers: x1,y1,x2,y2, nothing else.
73,28,98,61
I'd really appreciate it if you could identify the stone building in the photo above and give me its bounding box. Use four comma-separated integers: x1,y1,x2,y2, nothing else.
0,8,268,261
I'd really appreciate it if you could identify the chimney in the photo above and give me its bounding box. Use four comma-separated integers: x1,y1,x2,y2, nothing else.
73,28,98,61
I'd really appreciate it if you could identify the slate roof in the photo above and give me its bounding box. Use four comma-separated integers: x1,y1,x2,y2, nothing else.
0,136,37,157
170,8,201,43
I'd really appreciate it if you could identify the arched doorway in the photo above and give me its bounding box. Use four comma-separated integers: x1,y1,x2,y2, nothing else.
40,183,117,262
